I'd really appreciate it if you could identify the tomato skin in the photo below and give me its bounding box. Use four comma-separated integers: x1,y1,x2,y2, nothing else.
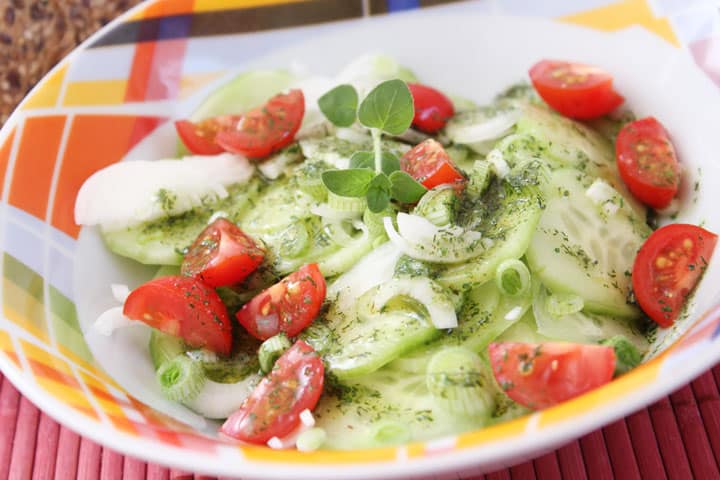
488,342,616,410
123,276,233,356
616,117,680,209
529,60,624,119
175,117,239,156
236,264,326,340
400,139,465,190
408,83,455,133
181,218,265,288
632,224,717,327
215,89,305,159
220,340,324,444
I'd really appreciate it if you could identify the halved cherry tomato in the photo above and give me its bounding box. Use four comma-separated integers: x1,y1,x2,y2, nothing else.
400,139,465,190
215,89,305,159
632,224,717,327
488,342,616,410
181,218,265,288
529,60,624,119
408,83,455,133
221,340,324,444
236,264,326,340
616,117,680,209
123,276,232,356
175,116,241,156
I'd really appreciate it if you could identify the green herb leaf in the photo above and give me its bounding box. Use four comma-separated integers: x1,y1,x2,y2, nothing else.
366,174,392,213
358,79,414,135
349,151,374,170
389,171,428,203
318,84,359,127
322,169,375,197
381,151,401,175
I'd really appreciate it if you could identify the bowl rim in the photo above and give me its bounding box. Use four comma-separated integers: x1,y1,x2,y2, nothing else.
1,0,720,478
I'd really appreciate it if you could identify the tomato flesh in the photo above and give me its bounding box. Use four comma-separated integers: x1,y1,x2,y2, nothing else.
616,117,680,209
488,342,616,410
529,60,624,119
408,83,455,133
236,264,326,340
181,218,264,288
123,276,233,356
175,117,239,156
216,89,305,159
632,224,717,327
400,139,465,190
220,340,324,444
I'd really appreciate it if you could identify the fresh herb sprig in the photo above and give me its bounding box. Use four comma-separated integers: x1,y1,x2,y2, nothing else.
318,80,427,212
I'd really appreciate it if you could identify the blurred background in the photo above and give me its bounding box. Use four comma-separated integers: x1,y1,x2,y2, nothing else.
0,0,144,125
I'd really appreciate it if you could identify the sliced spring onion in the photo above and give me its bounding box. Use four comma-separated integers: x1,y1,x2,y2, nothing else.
532,286,603,342
545,291,584,316
467,159,492,197
156,355,206,402
486,149,510,178
369,420,411,446
327,191,367,214
383,214,485,264
296,428,327,452
413,186,457,227
425,347,495,418
495,259,531,297
258,333,292,373
363,207,394,237
370,277,457,329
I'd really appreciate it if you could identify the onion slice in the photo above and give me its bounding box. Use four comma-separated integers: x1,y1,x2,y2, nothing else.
370,278,457,329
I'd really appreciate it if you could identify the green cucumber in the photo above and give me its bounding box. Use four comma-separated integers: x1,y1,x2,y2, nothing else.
149,330,185,370
525,169,650,318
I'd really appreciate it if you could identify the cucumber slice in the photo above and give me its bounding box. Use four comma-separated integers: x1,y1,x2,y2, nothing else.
179,70,297,156
515,103,646,219
299,136,410,170
149,330,185,370
101,181,262,265
526,169,650,318
438,163,544,290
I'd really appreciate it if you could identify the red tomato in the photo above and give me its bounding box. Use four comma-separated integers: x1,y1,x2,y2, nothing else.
616,117,680,209
529,60,624,119
123,276,233,356
236,264,326,340
400,139,465,190
215,89,305,159
632,224,717,327
175,116,239,156
181,218,265,288
220,340,324,444
488,342,616,410
408,83,455,133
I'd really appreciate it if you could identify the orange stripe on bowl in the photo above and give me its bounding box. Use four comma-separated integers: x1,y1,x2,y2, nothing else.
240,445,397,464
0,330,20,368
51,115,165,238
125,41,157,103
455,416,530,450
537,356,664,428
146,38,188,101
8,116,65,220
0,128,15,197
193,0,307,13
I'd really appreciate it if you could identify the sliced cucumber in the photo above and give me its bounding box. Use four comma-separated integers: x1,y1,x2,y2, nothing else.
526,169,650,318
101,181,262,265
515,103,646,219
438,163,544,290
299,136,410,170
149,330,185,370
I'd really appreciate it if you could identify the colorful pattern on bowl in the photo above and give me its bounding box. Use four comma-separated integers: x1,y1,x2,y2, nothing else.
1,0,719,476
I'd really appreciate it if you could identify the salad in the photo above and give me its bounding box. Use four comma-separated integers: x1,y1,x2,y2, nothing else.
75,55,717,451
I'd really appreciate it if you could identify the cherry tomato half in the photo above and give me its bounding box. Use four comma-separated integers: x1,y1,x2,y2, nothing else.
123,276,233,356
181,218,265,288
529,60,624,119
632,224,717,327
175,116,239,156
488,342,616,410
408,83,455,133
236,264,326,340
220,340,324,444
400,139,465,190
215,89,305,159
616,117,680,209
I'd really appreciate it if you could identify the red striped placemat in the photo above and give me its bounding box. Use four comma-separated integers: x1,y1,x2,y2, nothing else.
2,365,720,479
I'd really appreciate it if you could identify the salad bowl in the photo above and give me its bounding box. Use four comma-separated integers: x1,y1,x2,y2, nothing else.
1,1,720,478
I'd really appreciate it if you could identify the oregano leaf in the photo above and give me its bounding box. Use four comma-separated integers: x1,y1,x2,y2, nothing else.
318,84,359,127
366,173,392,213
322,169,375,197
389,171,428,203
358,79,414,135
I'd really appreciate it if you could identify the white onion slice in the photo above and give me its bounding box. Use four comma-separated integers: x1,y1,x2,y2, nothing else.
586,178,620,216
93,307,136,336
487,149,510,179
310,203,359,220
448,109,520,144
371,278,457,329
110,283,130,303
